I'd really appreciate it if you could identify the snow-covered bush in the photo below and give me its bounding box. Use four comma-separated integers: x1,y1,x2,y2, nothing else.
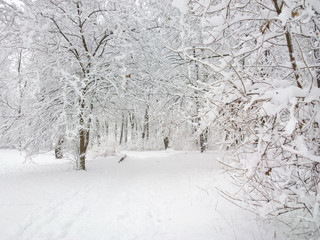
178,0,320,237
220,85,320,237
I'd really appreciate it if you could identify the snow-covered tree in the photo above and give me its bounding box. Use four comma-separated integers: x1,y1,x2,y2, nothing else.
0,0,137,168
177,0,320,237
0,0,187,167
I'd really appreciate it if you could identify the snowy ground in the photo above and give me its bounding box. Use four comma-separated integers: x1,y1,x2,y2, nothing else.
0,149,285,240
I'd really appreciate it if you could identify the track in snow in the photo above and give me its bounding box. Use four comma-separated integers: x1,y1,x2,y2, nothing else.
0,150,282,240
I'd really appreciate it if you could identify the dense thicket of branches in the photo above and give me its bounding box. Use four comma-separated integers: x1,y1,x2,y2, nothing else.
179,0,320,237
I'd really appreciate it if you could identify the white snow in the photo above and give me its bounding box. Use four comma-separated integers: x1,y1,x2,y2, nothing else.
308,0,320,13
172,0,188,14
0,149,283,240
277,5,291,26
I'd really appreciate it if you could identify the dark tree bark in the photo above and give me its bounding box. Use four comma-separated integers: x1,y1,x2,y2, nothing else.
164,137,169,150
105,120,109,140
272,0,302,88
124,114,128,143
314,44,320,88
17,51,23,149
114,123,118,142
96,118,101,147
142,106,149,140
78,97,91,171
129,113,136,140
119,113,124,144
55,136,64,159
79,129,86,170
199,128,208,153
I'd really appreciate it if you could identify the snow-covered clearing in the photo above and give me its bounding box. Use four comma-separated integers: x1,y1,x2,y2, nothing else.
0,150,283,240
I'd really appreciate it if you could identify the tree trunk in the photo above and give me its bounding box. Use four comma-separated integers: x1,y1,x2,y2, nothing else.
79,131,86,171
79,127,86,170
317,69,320,88
114,123,118,142
124,114,128,143
96,118,101,147
18,51,23,150
164,137,169,150
78,98,90,171
272,0,302,88
119,113,124,144
142,106,149,140
55,136,64,159
105,120,109,140
199,128,208,153
130,113,135,140
192,47,208,152
314,44,320,88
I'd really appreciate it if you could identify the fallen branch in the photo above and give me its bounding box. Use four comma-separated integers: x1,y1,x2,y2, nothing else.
118,154,127,163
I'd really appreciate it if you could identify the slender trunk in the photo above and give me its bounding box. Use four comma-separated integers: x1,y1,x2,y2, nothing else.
78,98,90,171
119,113,124,145
193,47,208,152
147,113,149,140
316,62,319,88
55,136,64,159
79,127,86,170
105,120,109,140
164,137,169,150
284,31,302,88
18,51,22,150
96,119,101,147
114,122,118,142
200,128,208,153
124,114,128,143
130,113,135,140
316,68,320,88
314,42,320,88
272,0,302,88
142,106,149,140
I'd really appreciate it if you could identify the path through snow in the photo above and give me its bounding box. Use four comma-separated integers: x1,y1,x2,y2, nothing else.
0,150,283,240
